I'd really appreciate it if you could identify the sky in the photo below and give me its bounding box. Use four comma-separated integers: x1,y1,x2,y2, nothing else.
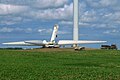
0,0,120,48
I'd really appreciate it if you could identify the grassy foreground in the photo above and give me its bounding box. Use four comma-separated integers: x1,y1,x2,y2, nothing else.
0,49,120,80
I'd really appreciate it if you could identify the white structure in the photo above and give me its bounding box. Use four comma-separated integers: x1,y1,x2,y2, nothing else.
73,0,79,47
50,24,59,43
3,25,60,48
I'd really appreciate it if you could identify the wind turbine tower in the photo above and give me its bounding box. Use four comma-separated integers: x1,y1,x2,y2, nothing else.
73,0,79,47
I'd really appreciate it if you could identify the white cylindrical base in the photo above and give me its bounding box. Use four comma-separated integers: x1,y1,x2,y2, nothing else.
73,0,79,47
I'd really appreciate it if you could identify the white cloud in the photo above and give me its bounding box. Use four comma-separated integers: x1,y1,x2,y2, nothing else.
38,29,46,33
80,10,98,22
59,21,73,25
58,31,70,34
25,28,33,33
0,27,33,33
0,16,23,25
26,3,73,20
0,1,73,25
0,3,29,15
38,28,69,35
38,28,53,34
100,0,117,7
0,27,13,32
32,0,69,8
59,20,89,27
0,0,120,31
1,20,16,25
0,0,69,8
86,0,120,10
0,16,29,25
79,2,87,15
103,29,119,35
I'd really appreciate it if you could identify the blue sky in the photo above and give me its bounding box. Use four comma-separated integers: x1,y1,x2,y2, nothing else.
0,0,120,48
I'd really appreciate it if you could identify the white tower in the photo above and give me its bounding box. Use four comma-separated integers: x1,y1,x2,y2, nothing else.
73,0,79,47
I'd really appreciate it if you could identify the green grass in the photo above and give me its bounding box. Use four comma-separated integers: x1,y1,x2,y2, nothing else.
0,49,120,80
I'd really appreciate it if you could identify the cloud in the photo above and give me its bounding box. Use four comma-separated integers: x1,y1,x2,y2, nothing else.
0,27,33,33
86,0,120,10
80,10,98,23
38,29,46,33
0,16,23,25
103,29,119,35
38,28,53,34
103,12,120,20
0,0,120,30
0,3,31,25
0,0,69,8
0,3,29,15
58,31,70,34
0,2,73,25
25,3,73,20
59,20,89,27
0,15,32,25
0,27,13,32
38,28,69,35
31,0,69,8
59,21,73,25
100,0,117,7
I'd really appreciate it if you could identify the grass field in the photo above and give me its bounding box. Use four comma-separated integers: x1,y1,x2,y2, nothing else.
0,49,120,80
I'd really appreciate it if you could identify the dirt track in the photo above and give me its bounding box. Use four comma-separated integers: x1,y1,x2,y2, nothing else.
20,48,98,52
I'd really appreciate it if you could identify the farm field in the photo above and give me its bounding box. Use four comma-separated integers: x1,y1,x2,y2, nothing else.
0,49,120,80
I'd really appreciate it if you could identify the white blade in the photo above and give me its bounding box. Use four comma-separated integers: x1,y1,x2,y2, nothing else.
50,24,59,42
25,40,46,45
2,40,45,46
2,41,33,46
58,40,107,45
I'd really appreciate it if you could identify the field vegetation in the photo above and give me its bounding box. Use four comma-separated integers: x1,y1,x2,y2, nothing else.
0,49,120,80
